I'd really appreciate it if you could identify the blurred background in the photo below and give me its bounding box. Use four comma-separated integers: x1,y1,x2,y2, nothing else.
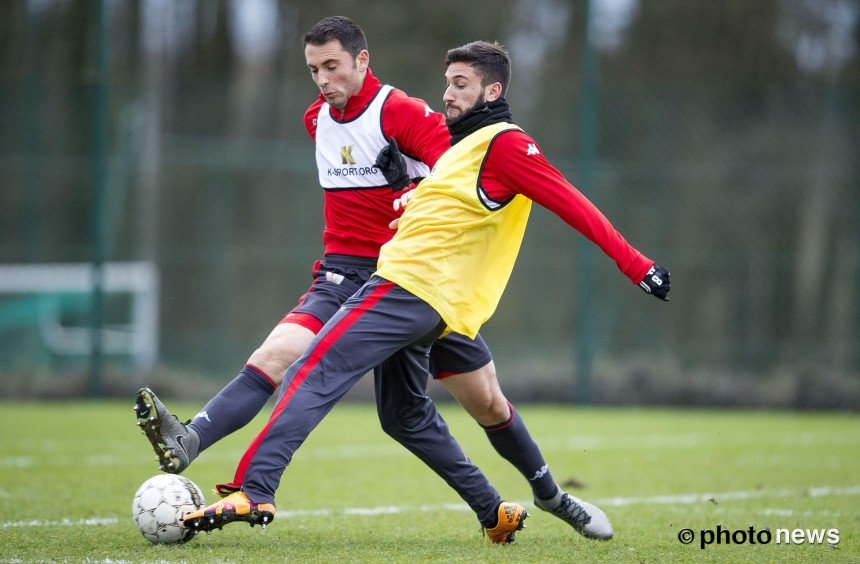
1,0,858,408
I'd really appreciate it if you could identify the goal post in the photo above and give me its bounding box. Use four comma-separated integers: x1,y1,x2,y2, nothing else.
0,261,160,371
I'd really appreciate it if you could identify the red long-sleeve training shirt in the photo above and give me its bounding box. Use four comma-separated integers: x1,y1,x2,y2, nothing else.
478,129,653,284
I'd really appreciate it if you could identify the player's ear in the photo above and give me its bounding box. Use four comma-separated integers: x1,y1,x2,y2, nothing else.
485,82,503,102
357,49,369,73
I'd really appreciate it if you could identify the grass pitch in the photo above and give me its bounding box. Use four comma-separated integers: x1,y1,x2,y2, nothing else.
1,399,857,562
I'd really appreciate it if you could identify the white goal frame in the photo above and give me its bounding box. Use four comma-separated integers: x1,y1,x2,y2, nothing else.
0,261,160,370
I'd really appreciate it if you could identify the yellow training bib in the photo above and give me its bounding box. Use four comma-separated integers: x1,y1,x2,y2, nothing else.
376,122,531,338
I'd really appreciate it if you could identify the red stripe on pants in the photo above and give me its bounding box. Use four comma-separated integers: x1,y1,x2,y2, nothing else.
230,280,396,486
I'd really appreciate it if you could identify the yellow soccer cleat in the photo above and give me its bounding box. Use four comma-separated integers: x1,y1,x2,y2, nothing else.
483,501,528,544
183,490,276,533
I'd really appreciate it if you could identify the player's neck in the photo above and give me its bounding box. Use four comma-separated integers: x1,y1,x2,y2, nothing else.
447,98,512,145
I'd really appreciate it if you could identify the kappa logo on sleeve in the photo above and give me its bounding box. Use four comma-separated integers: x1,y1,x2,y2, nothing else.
424,105,432,117
526,143,540,156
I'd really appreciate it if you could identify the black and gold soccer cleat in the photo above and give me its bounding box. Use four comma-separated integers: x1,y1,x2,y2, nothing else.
483,501,528,544
183,491,276,532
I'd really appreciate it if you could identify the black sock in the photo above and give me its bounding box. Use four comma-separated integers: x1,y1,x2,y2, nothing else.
188,365,276,453
482,402,558,501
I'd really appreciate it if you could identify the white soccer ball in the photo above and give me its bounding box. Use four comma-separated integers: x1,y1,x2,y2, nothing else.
132,474,205,544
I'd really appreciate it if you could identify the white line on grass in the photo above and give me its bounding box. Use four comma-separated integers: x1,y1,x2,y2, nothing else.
275,484,860,518
4,485,857,529
0,457,33,468
759,508,845,517
598,484,860,507
2,517,119,528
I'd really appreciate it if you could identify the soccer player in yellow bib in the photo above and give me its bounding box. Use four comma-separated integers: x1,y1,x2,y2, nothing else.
186,40,670,544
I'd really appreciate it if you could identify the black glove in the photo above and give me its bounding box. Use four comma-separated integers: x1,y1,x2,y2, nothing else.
639,263,671,301
374,137,411,192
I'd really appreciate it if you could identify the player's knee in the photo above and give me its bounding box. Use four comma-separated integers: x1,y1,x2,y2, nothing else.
377,410,407,439
376,399,431,440
454,376,510,425
247,343,302,385
470,396,510,426
455,383,509,426
484,396,511,425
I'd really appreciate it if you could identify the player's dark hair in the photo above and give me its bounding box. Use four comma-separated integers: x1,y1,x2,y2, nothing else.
444,41,511,96
302,16,368,59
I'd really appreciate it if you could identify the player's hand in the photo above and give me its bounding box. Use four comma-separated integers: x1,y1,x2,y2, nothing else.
393,189,415,212
374,137,411,192
638,263,671,301
388,189,416,229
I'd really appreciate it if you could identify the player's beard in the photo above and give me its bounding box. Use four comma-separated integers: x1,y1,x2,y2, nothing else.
445,91,486,126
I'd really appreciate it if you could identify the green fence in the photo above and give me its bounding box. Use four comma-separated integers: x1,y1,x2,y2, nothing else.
1,0,858,406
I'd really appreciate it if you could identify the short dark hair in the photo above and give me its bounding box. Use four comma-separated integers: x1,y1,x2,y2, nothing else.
302,16,368,58
444,41,511,96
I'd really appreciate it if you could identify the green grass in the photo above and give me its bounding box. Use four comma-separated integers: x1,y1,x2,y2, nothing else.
1,400,858,562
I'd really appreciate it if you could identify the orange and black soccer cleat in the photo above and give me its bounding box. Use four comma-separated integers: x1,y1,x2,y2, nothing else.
483,501,528,544
183,490,276,533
